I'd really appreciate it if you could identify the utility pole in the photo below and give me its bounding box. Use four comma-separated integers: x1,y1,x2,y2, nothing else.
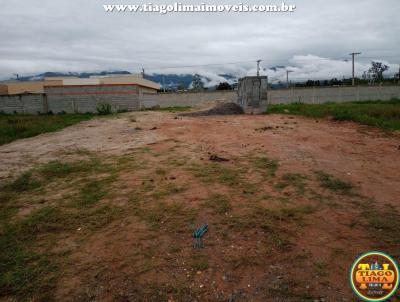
141,68,145,78
256,59,262,77
286,70,293,88
349,52,361,86
398,64,400,85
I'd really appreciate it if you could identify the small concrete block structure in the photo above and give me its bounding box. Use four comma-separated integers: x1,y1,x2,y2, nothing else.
237,76,268,113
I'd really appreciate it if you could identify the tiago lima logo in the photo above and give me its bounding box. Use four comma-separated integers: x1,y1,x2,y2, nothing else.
350,251,399,301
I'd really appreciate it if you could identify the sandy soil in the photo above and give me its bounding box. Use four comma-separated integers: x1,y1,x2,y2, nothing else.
1,111,400,301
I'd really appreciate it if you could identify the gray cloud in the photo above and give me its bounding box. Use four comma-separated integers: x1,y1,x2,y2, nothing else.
0,0,399,80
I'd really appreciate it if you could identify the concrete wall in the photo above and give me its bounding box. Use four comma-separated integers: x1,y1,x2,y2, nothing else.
268,85,400,105
45,84,140,113
0,94,46,114
1,85,399,114
142,85,400,108
142,90,237,108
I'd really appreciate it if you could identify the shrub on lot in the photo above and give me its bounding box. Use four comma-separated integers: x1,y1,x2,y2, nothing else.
96,103,112,115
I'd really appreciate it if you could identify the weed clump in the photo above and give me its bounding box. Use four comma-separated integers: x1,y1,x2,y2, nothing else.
253,157,278,177
202,193,231,214
9,172,41,192
96,103,112,115
315,171,352,193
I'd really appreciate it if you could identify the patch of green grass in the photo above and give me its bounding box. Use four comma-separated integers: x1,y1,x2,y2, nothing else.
229,255,260,268
0,204,122,300
314,261,328,277
0,207,62,299
3,158,109,197
246,204,315,239
168,245,182,254
266,279,313,300
363,203,400,246
155,168,167,176
189,163,244,187
130,282,192,301
267,98,400,131
222,204,315,250
8,171,41,192
202,193,231,214
331,247,345,258
151,183,186,199
166,157,188,167
38,158,103,178
277,205,316,220
253,156,278,177
76,179,108,207
0,196,18,224
0,153,129,301
275,173,307,194
132,201,197,232
315,171,352,193
242,183,258,195
0,113,94,145
190,253,209,271
0,158,117,220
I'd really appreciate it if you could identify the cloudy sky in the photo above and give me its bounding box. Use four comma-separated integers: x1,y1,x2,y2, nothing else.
0,0,399,83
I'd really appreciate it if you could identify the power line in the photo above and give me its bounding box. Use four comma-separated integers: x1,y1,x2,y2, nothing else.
357,55,400,59
145,59,257,70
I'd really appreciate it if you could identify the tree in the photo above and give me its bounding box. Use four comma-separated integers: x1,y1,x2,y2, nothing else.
176,82,185,91
191,74,204,91
216,82,232,90
368,61,389,82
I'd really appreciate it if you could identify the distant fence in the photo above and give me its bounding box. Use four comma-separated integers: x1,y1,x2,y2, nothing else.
143,85,400,108
1,85,400,114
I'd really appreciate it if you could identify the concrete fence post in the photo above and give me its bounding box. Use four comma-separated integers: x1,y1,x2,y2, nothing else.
356,86,360,102
139,89,143,110
43,94,48,113
19,95,25,114
291,87,294,103
312,86,315,104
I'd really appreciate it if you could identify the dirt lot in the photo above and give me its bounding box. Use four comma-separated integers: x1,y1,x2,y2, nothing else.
1,111,399,301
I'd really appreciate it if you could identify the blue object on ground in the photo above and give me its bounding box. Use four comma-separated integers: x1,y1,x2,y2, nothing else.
193,224,208,248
